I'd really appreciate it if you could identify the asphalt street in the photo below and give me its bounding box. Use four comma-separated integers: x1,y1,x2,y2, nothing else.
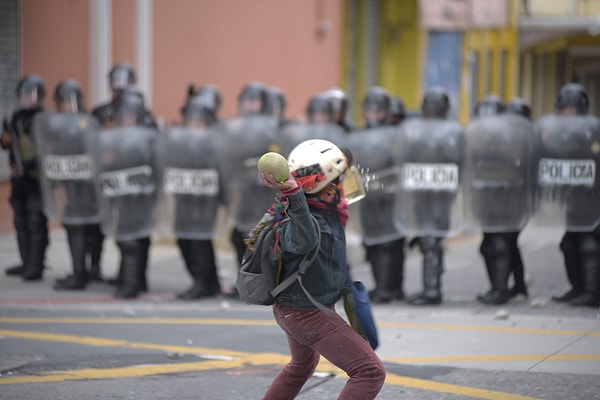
0,219,599,399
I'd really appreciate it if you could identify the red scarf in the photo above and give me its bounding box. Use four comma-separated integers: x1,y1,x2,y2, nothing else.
295,176,349,227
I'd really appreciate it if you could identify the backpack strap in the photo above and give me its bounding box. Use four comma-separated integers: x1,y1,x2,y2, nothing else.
269,214,332,315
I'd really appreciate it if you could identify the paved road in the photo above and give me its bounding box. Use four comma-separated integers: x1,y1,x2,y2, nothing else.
0,223,599,399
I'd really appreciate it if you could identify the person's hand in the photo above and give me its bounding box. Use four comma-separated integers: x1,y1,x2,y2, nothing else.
0,131,12,147
259,172,298,192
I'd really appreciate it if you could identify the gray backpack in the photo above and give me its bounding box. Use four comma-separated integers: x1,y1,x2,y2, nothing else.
236,214,330,313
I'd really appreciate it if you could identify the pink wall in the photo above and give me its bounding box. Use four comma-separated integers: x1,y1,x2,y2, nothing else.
152,0,343,123
21,0,89,109
112,0,137,70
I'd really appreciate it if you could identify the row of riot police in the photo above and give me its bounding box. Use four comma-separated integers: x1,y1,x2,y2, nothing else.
337,84,600,308
3,66,599,307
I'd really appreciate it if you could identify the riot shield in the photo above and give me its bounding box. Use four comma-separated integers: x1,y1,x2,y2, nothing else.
211,115,283,232
531,114,600,231
33,111,100,224
89,126,158,241
393,118,466,236
343,127,403,245
156,126,222,239
462,114,532,232
279,122,347,156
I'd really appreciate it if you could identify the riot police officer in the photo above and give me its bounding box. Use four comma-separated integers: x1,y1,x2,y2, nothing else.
354,87,406,303
403,88,464,305
168,94,223,299
105,87,155,298
504,97,531,299
87,63,137,282
550,84,600,307
1,75,49,280
472,95,529,305
50,80,101,290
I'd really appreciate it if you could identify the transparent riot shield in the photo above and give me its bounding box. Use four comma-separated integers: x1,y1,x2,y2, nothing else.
393,118,466,237
33,111,100,224
211,115,283,232
462,114,532,232
89,126,158,241
530,114,600,231
343,127,403,245
156,126,222,240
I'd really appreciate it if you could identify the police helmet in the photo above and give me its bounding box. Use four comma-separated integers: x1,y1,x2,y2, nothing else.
16,75,46,109
506,97,531,120
238,81,268,116
556,83,589,115
54,80,84,113
421,87,450,119
475,94,505,117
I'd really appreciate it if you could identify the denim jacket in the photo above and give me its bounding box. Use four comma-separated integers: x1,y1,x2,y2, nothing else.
275,190,347,309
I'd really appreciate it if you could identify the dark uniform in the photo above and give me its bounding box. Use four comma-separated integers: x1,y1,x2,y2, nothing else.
1,75,49,281
551,84,600,307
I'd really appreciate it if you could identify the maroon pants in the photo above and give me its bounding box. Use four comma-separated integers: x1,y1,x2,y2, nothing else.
263,303,385,400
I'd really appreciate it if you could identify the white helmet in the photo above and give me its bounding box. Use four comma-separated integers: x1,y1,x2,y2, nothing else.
287,139,348,194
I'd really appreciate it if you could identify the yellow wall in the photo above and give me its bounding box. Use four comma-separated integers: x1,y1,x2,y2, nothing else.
459,28,518,123
378,0,423,112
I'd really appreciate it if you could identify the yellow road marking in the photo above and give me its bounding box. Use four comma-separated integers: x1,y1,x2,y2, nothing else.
0,328,546,399
1,317,599,337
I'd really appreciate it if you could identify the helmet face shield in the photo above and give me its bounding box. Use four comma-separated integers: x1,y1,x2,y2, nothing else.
18,87,40,109
110,68,132,90
56,93,79,114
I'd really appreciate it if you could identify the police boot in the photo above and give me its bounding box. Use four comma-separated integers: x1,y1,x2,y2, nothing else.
5,265,24,276
7,206,30,277
509,239,528,298
477,234,495,301
114,240,140,299
54,226,88,290
570,236,600,307
478,236,511,305
367,245,394,304
87,224,104,282
408,237,443,306
177,240,216,300
553,234,583,302
390,238,406,301
137,237,150,293
21,212,48,281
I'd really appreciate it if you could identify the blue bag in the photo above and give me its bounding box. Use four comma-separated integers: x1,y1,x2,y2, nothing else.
342,272,379,350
